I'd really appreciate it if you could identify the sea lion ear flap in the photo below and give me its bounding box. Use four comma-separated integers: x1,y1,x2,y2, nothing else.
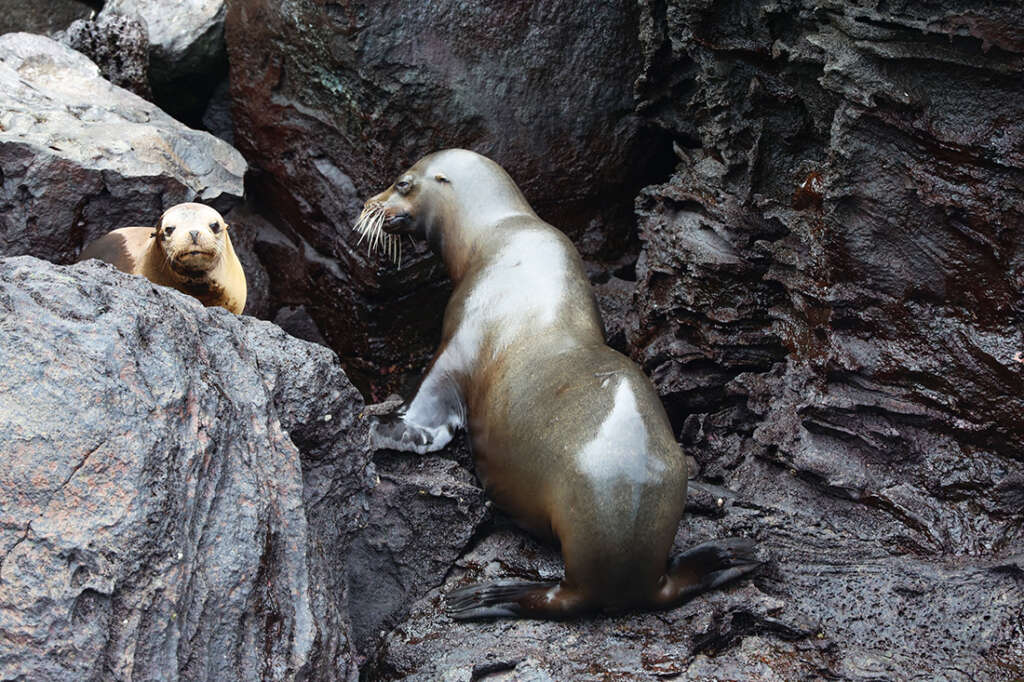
153,208,169,237
434,173,450,184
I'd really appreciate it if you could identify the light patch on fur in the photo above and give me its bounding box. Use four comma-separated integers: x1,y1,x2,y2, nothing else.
354,201,402,267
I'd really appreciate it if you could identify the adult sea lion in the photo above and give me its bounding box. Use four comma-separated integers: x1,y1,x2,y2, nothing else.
79,202,247,314
356,149,759,619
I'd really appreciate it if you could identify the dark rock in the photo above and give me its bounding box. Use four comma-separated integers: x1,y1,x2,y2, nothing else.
0,256,368,681
201,78,235,144
0,33,246,265
220,203,272,319
0,0,96,36
616,0,1024,678
592,275,637,354
224,0,674,396
60,13,153,99
348,439,489,652
273,305,330,347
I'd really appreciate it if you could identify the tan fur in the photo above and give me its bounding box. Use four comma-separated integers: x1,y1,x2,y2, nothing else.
79,203,247,314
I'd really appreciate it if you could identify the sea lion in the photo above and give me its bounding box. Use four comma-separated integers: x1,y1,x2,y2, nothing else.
356,149,759,619
79,202,247,314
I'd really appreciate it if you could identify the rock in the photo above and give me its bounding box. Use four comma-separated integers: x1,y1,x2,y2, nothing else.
347,441,489,651
273,305,329,347
0,33,246,266
0,256,368,681
0,0,96,36
616,0,1024,678
59,13,153,99
201,78,235,144
99,0,228,125
224,0,674,396
221,203,272,319
591,274,637,354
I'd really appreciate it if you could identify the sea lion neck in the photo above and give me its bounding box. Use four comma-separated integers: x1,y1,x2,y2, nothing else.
424,151,537,283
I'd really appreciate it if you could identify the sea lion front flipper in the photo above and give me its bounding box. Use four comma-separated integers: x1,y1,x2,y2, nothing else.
445,580,592,620
369,412,441,453
368,347,466,454
656,537,761,608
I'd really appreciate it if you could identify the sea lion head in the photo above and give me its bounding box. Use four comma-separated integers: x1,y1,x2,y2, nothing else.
154,203,229,277
354,149,535,268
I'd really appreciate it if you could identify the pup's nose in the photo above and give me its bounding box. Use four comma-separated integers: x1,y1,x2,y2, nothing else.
190,230,200,244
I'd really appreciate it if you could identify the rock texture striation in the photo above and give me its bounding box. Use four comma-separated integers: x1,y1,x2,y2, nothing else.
0,256,368,681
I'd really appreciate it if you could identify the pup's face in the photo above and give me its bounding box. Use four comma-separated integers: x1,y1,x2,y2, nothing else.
155,203,228,272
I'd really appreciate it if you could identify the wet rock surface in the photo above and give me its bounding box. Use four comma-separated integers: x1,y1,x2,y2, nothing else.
0,256,368,681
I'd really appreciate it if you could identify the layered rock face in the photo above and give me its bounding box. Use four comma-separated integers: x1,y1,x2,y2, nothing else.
0,257,368,681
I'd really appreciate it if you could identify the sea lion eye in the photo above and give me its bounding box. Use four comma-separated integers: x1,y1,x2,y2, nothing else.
209,221,221,233
395,177,413,195
164,225,176,236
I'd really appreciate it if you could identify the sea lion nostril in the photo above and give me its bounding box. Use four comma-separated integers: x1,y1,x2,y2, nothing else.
189,230,200,244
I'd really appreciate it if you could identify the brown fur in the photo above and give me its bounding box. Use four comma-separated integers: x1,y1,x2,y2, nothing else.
78,203,247,314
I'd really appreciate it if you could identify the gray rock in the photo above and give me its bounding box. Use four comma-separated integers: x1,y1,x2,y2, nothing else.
348,443,488,651
60,13,153,99
0,256,367,681
0,33,246,265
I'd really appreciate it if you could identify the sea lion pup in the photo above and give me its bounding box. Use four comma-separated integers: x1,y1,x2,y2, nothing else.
356,149,759,619
79,202,247,314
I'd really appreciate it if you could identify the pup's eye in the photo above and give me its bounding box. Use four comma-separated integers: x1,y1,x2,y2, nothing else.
209,222,221,233
164,226,176,236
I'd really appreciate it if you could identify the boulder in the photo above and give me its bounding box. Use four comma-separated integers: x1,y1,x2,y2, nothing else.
59,13,153,99
0,33,245,265
100,0,226,84
0,256,368,680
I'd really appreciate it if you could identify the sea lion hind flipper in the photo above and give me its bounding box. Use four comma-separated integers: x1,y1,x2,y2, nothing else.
657,537,761,607
445,580,590,620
